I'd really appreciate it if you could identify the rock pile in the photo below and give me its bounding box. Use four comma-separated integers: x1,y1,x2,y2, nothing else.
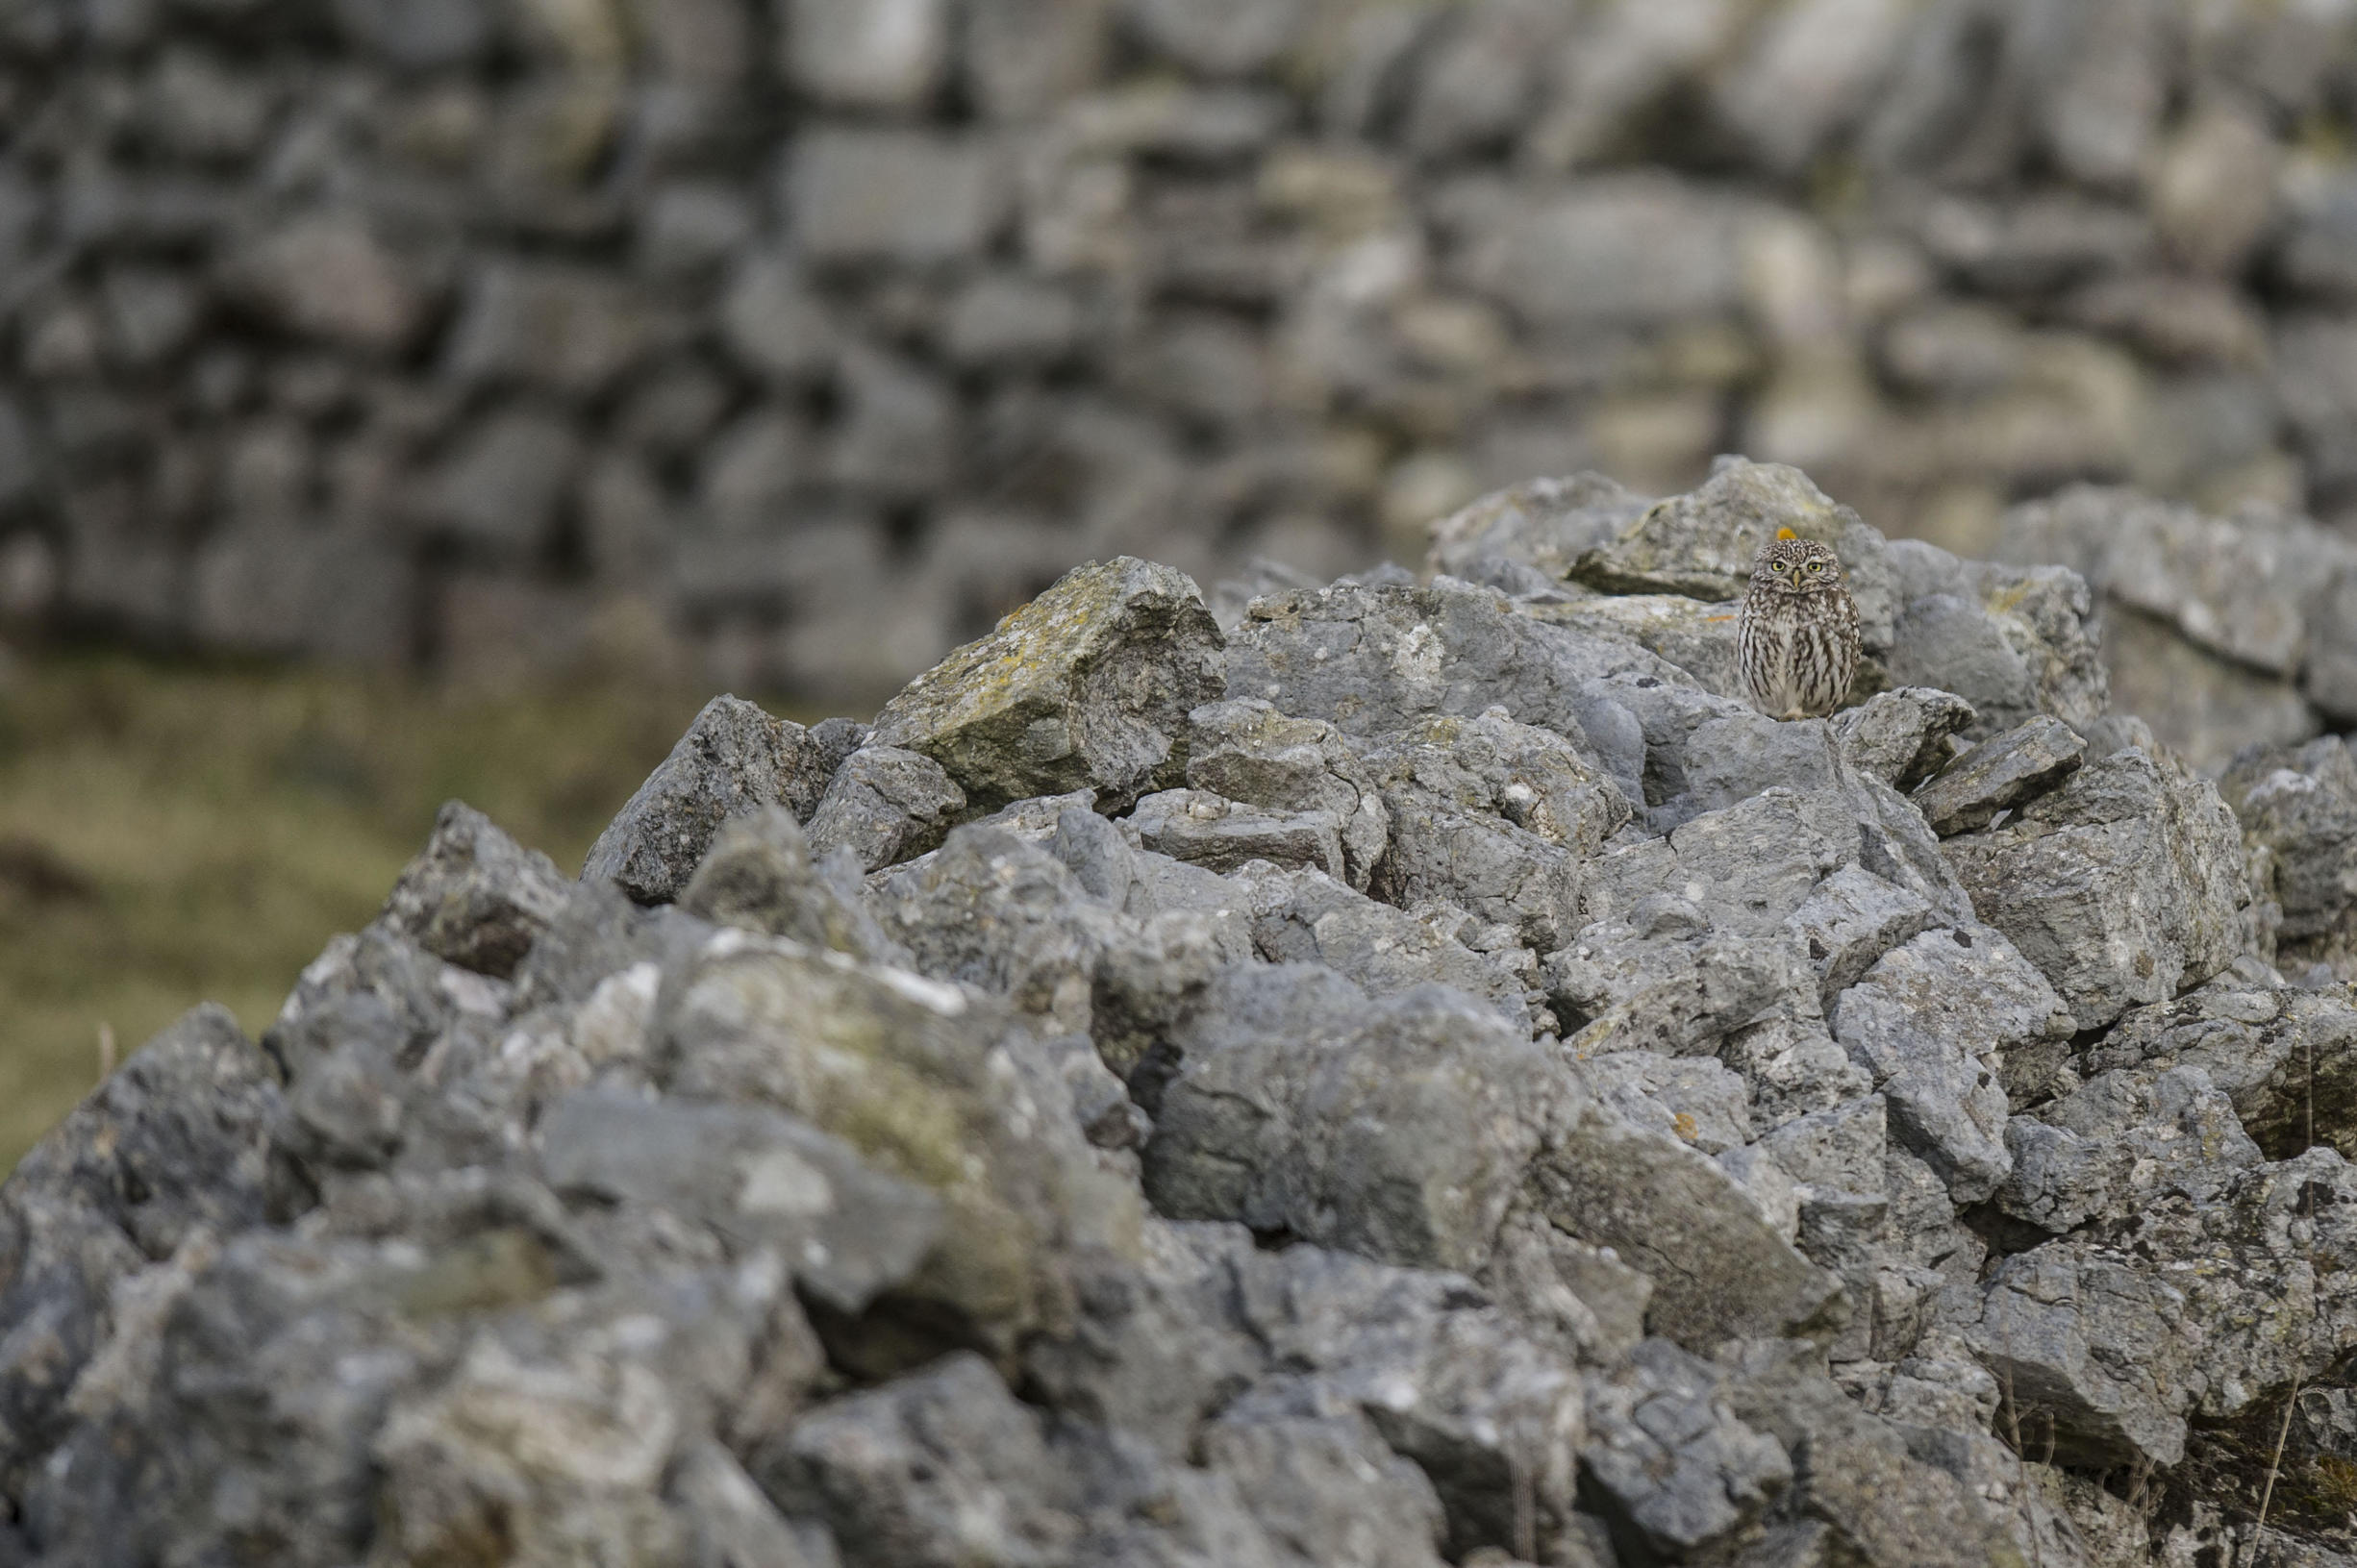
6,0,2357,700
2,460,2353,1565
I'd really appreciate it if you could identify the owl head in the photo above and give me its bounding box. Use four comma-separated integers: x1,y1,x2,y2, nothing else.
1750,530,1845,595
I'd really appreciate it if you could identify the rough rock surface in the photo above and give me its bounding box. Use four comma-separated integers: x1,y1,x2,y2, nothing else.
582,695,836,904
6,462,2353,1564
1942,744,2251,1031
870,557,1225,813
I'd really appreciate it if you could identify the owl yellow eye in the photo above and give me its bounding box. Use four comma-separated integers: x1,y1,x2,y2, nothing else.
1808,560,1824,573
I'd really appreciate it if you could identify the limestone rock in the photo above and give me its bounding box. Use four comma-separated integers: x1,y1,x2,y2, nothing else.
1426,471,1652,584
656,929,1140,1360
871,558,1224,813
1911,715,2087,836
1829,925,2071,1204
1128,786,1345,880
1141,964,1557,1274
804,745,968,874
1941,746,2250,1031
378,801,570,979
1185,698,1389,888
1223,576,1685,744
582,697,831,905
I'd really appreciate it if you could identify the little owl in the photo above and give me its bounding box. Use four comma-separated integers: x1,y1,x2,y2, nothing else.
1738,531,1859,720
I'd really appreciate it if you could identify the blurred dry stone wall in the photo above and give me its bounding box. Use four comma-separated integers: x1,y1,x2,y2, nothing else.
5,0,2357,703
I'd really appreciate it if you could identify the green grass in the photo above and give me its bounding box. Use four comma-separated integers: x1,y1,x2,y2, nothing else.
0,650,735,1171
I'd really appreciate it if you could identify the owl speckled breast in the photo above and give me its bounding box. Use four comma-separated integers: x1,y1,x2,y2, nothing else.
1738,531,1861,720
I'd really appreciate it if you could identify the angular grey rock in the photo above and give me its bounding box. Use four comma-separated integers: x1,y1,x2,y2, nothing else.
1224,576,1684,743
1526,1089,1845,1348
658,928,1139,1359
671,1442,841,1568
1020,1219,1265,1456
1528,593,1747,702
1086,905,1247,1082
680,805,902,962
1829,925,2071,1203
0,1007,282,1495
1546,906,1813,1058
1185,698,1388,888
1963,1148,2357,1469
377,800,570,980
1759,1094,1888,1204
1997,485,2357,680
1911,715,2087,836
2222,734,2357,978
873,825,1127,1034
1128,787,1344,881
1578,1338,1792,1559
1224,1242,1588,1560
1199,1385,1450,1568
1782,864,1940,1008
1885,561,2110,742
803,745,967,874
1360,707,1631,950
23,1228,455,1566
364,1198,795,1561
1722,1013,1876,1135
871,558,1224,813
1425,471,1652,584
582,697,829,905
505,879,676,1016
1579,1051,1755,1156
790,130,1011,267
1477,1214,1650,1372
538,1089,944,1312
1620,692,1840,828
2090,970,2357,1163
265,922,512,1082
1141,964,1556,1273
2100,603,2319,775
764,1353,1082,1568
1715,1340,2031,1568
1995,1062,2260,1235
1236,863,1534,1025
1600,775,1968,939
1941,746,2250,1030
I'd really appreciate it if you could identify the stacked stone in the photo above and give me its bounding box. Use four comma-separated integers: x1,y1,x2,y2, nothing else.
3,0,2357,703
3,460,2352,1564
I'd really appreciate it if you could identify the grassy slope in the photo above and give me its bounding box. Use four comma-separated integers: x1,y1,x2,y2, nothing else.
0,652,724,1170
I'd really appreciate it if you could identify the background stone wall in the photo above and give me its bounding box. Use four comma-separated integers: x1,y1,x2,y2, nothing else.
3,0,2357,704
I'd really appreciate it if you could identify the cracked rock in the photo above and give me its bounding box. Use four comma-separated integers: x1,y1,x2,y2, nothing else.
1942,745,2250,1031
870,557,1225,813
1911,715,2087,836
582,697,833,905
